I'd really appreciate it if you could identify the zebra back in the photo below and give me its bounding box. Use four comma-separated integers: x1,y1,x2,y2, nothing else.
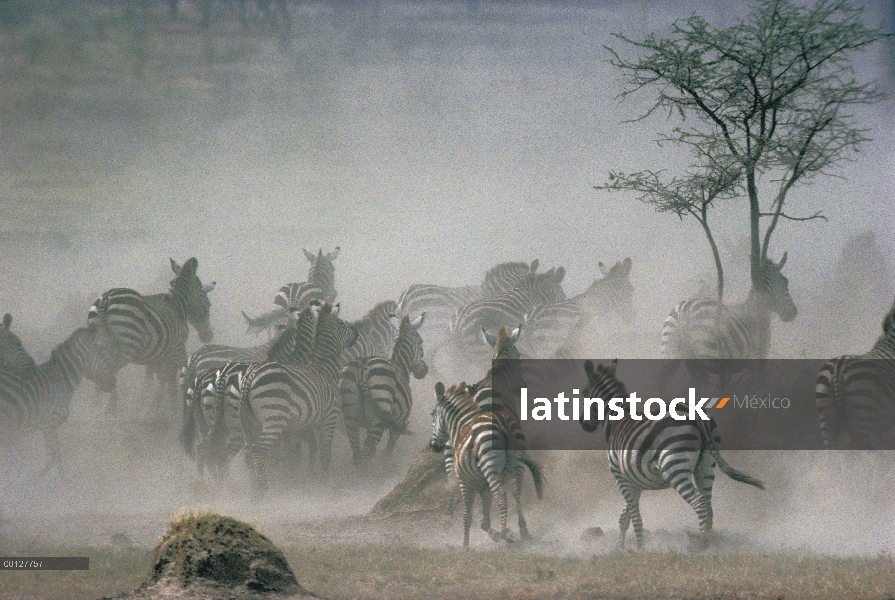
304,247,339,303
816,296,895,448
480,259,539,297
0,313,36,376
342,300,399,362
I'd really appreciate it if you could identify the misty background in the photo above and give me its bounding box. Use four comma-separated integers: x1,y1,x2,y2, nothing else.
1,0,894,558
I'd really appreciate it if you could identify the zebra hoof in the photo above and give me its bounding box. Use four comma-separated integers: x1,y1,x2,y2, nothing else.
520,527,532,540
488,529,502,543
501,529,517,543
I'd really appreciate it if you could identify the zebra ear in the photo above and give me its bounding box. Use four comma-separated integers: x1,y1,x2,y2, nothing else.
204,382,215,394
598,261,608,277
170,258,182,275
202,281,216,294
510,325,522,341
609,358,618,373
481,328,498,348
326,247,340,261
778,252,788,269
530,259,539,273
389,315,401,330
303,249,315,262
435,381,445,397
555,266,566,284
584,360,595,378
2,313,10,330
411,313,425,329
621,257,632,275
179,258,198,277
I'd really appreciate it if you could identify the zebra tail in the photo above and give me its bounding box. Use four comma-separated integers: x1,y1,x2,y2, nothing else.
829,370,847,444
519,454,544,500
695,419,764,490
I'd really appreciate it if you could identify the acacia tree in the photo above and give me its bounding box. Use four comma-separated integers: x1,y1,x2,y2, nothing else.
599,0,888,296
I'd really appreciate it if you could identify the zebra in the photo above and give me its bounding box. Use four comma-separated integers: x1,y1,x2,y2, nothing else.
342,300,400,362
429,380,543,548
447,267,566,360
0,327,119,475
815,295,895,449
338,313,427,466
185,304,321,479
397,259,539,357
0,313,36,376
88,257,216,415
659,254,796,389
523,258,634,358
238,302,358,492
579,358,765,550
304,247,339,303
241,282,326,337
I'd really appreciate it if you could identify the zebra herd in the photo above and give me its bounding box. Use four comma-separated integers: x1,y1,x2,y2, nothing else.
1,246,894,549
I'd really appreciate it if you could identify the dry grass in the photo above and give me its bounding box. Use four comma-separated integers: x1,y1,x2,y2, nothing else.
2,539,895,600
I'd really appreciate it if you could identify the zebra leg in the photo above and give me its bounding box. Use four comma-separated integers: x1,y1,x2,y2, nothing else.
617,485,643,550
460,481,474,548
362,423,386,462
510,461,530,539
344,422,364,466
477,485,501,542
318,419,339,478
665,458,712,550
383,427,400,456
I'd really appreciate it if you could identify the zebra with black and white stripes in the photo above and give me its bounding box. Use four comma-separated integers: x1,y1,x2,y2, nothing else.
241,282,326,336
579,359,765,549
397,260,539,356
342,301,400,362
816,295,895,449
186,304,321,478
0,327,119,475
448,267,566,359
87,257,216,415
429,380,543,548
239,302,357,492
304,247,339,303
0,313,36,376
339,313,427,466
659,254,796,389
523,258,634,358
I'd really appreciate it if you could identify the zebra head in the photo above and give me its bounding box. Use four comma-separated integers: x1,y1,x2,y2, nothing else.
588,258,634,318
0,313,36,375
883,295,895,336
311,303,358,367
390,312,428,379
580,359,625,433
483,324,527,390
303,247,339,303
758,253,797,323
481,259,540,297
170,257,215,343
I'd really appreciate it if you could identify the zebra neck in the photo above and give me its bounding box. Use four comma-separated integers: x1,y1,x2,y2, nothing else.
389,337,413,378
732,290,773,357
37,343,83,400
165,289,192,320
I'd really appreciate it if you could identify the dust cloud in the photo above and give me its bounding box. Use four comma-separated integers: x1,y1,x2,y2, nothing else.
0,0,894,564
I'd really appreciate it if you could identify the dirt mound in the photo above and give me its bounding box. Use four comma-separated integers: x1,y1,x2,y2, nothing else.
102,510,319,600
369,445,461,517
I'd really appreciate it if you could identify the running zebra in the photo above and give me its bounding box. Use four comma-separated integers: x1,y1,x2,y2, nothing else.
661,254,796,360
239,302,358,492
88,257,216,414
304,247,339,303
0,327,119,475
185,304,321,478
397,260,539,356
448,267,566,357
815,295,895,449
342,301,400,362
0,313,36,375
579,359,765,549
429,380,543,547
659,254,796,389
339,313,427,466
523,258,634,358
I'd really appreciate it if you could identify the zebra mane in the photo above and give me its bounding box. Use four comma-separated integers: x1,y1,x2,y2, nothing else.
437,382,476,411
